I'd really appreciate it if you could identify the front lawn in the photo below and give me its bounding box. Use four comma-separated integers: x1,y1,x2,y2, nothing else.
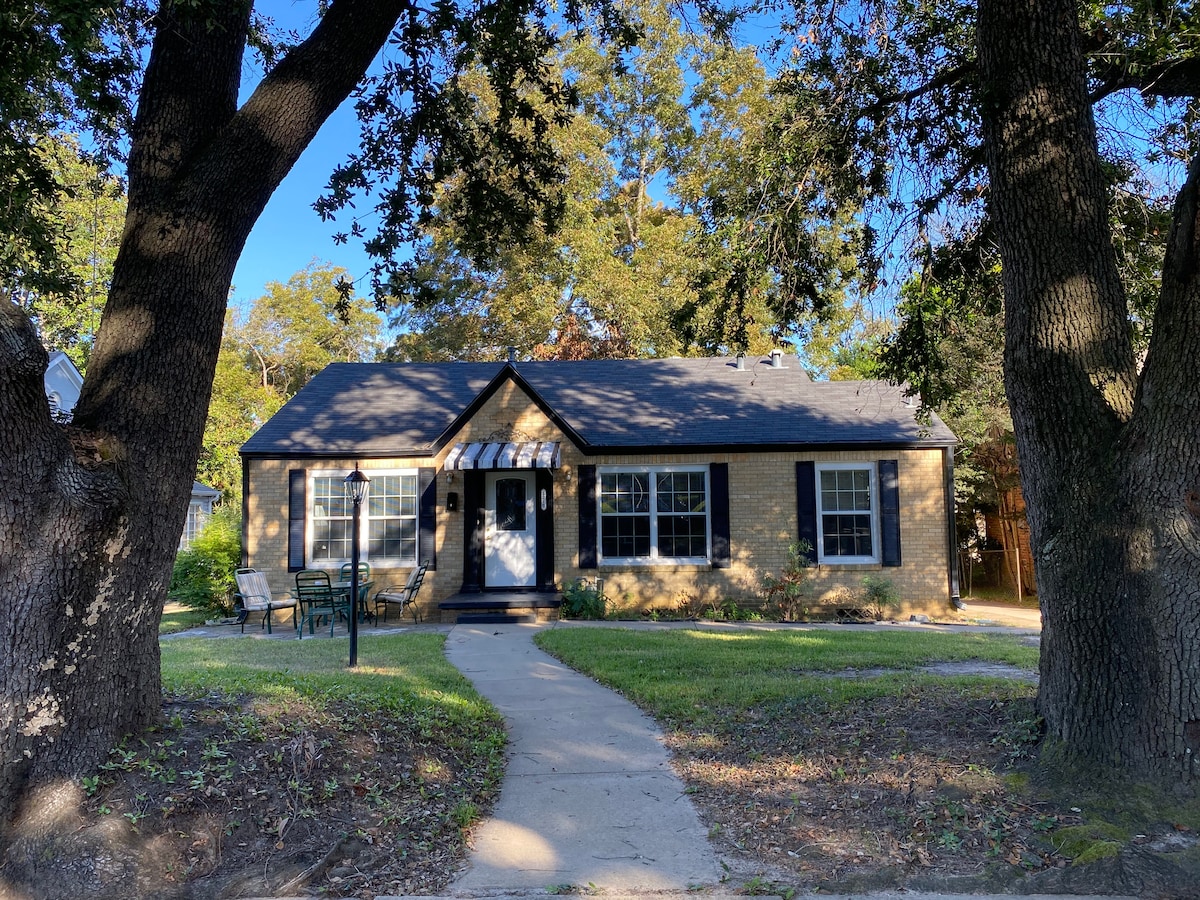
536,626,1061,893
3,633,506,900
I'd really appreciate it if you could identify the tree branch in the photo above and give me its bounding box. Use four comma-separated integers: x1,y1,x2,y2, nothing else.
1134,149,1200,439
1090,54,1200,103
192,0,414,223
862,61,976,117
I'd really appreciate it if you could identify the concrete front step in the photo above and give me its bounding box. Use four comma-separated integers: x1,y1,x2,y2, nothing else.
437,591,562,625
439,597,561,610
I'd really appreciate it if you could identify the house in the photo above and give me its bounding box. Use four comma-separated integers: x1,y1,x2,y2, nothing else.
180,482,222,550
239,354,960,621
43,351,221,551
44,351,84,421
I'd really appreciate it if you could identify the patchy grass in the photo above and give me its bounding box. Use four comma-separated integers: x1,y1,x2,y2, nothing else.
535,627,1074,891
536,627,1038,727
3,633,506,900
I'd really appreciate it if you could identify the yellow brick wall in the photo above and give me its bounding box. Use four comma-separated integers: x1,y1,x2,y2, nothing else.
244,383,954,619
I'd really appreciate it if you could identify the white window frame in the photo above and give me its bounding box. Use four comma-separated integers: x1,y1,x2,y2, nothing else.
597,465,711,565
179,501,209,551
308,469,420,568
814,462,880,565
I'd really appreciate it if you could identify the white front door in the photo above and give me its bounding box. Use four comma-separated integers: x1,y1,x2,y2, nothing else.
484,472,537,587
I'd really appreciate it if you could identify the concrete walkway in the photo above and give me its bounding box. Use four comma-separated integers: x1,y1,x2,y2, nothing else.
440,623,725,893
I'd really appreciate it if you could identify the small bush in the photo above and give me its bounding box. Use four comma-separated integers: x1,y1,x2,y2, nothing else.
561,577,607,619
675,589,704,619
170,504,241,617
860,574,901,620
761,541,814,621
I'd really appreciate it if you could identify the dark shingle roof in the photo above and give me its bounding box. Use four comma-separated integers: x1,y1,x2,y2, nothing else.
240,357,956,457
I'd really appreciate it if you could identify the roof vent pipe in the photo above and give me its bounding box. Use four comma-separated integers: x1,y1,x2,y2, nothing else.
507,346,517,363
735,352,745,370
770,348,783,368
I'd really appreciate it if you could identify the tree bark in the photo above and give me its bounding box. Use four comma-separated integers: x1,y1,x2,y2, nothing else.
979,0,1200,779
0,0,410,825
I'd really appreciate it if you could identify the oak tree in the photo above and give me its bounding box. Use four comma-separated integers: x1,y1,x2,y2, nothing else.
765,0,1200,781
0,0,626,825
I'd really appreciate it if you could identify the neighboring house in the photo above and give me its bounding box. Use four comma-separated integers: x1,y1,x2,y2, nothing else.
240,354,960,620
180,482,222,551
43,352,220,551
44,351,84,421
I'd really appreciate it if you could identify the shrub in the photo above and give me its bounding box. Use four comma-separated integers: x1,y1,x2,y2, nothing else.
675,589,704,619
169,504,241,617
860,574,901,620
761,541,814,621
561,577,607,619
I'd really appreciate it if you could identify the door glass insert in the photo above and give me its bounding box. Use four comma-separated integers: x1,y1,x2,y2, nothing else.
495,477,528,531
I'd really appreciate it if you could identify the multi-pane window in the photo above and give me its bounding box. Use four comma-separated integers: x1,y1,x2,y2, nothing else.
311,471,418,565
816,464,877,563
311,476,353,563
179,502,208,550
599,468,708,562
366,474,418,561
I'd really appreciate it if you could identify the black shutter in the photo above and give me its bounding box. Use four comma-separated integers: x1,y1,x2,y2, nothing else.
709,462,731,568
462,471,485,592
240,459,251,568
288,469,306,572
578,465,597,569
795,461,818,563
536,468,555,590
879,459,902,567
419,467,437,570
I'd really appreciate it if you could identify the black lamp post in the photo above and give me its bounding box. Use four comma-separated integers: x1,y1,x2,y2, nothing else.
345,466,370,667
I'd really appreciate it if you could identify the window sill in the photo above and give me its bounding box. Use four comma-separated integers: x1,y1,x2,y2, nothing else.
817,561,883,571
599,560,713,571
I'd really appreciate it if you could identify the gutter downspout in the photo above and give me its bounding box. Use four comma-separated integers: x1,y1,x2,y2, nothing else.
944,445,963,609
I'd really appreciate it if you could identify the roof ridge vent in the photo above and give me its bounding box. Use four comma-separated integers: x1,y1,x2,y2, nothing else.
769,348,784,368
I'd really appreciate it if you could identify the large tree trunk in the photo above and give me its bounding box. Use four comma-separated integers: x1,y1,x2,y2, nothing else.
0,0,408,826
979,0,1200,780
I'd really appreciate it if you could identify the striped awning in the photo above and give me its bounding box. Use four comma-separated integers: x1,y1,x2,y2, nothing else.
444,441,562,470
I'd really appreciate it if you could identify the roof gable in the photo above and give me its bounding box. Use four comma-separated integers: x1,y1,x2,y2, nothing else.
240,357,956,458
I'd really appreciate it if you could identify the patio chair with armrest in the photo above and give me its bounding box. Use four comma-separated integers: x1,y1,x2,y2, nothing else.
233,569,298,635
372,562,428,624
295,569,350,638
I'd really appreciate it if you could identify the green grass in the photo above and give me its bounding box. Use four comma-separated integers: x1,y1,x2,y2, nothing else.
159,607,209,634
535,627,1038,726
161,633,502,739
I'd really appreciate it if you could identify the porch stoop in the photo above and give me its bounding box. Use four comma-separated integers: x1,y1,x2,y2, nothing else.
437,592,562,625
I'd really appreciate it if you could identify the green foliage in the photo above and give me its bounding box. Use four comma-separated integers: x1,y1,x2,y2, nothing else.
0,2,141,302
860,575,901,620
169,505,241,617
9,133,126,367
198,263,381,497
760,541,814,621
561,577,608,619
386,0,784,361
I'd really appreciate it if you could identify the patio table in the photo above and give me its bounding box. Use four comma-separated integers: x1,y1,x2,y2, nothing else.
333,579,375,623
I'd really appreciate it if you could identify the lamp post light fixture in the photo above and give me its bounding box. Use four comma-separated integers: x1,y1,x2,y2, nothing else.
345,465,370,667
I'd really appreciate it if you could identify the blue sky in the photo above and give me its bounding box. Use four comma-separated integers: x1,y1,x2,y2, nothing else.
230,100,374,310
